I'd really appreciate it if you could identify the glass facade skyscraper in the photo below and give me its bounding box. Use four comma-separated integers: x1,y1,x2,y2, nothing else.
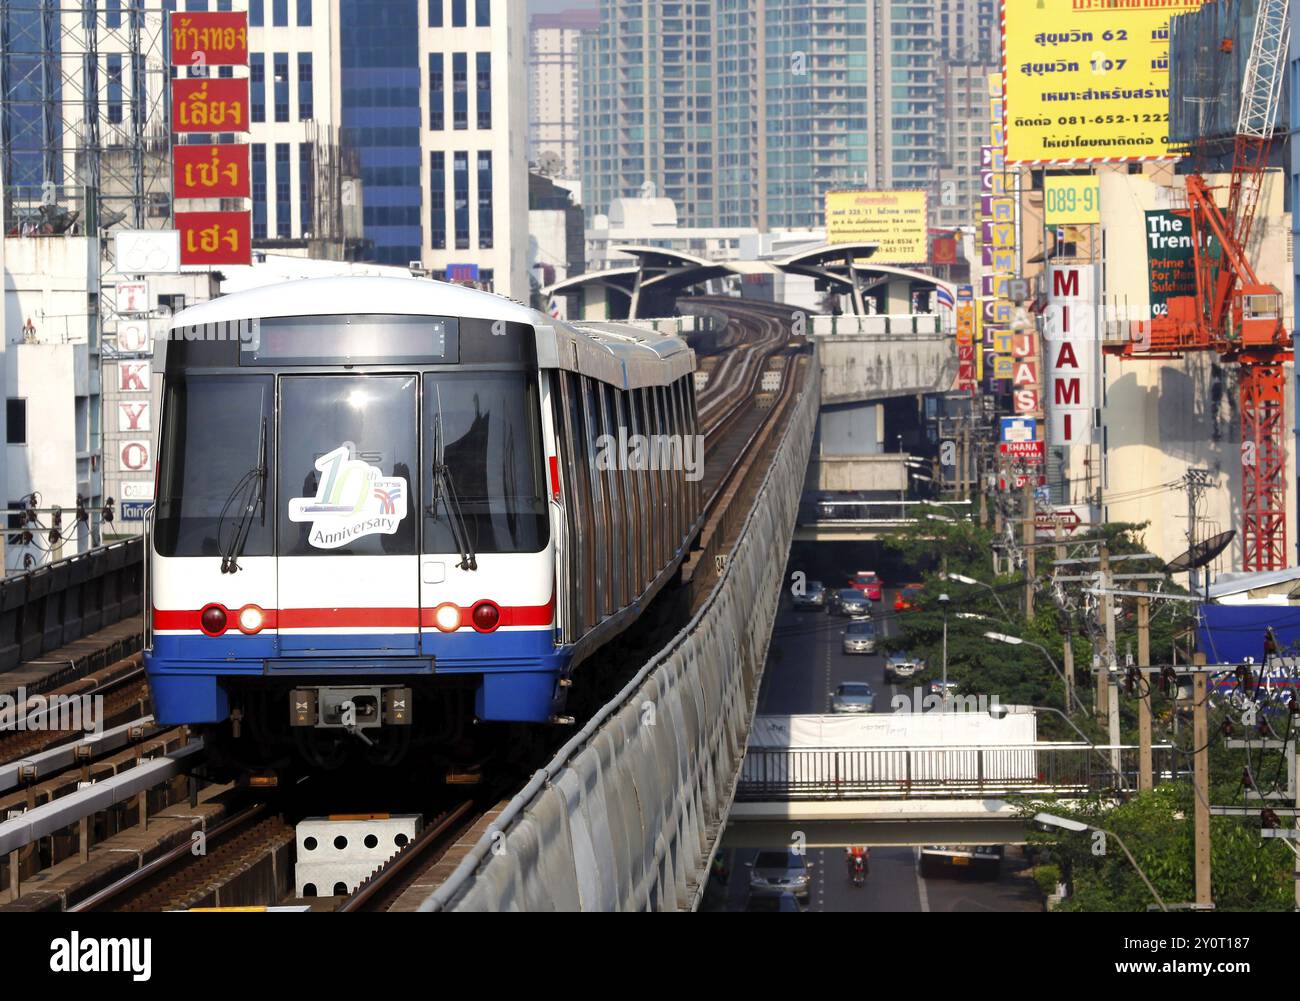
341,0,423,264
582,0,944,231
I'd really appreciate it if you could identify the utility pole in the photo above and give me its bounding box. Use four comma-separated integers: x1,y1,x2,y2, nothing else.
1183,468,1211,594
1192,656,1212,907
1136,579,1153,792
1023,480,1035,618
1055,521,1073,713
1103,551,1120,777
1095,544,1111,723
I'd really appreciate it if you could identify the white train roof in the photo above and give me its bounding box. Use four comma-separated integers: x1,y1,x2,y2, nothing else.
168,276,694,390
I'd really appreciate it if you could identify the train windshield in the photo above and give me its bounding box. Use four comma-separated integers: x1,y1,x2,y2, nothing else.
423,372,548,555
155,375,275,558
278,375,419,556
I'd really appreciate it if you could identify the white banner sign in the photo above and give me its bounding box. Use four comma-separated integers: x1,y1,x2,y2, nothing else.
119,361,151,392
120,480,156,501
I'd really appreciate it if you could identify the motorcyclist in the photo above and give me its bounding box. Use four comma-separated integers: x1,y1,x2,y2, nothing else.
845,845,869,882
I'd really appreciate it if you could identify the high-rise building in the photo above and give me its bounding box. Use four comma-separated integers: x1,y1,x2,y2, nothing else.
934,0,998,231
528,9,598,181
337,0,526,296
581,0,718,228
246,0,364,259
582,0,946,232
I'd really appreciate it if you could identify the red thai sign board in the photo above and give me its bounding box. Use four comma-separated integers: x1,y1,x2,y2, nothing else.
174,144,250,199
178,210,251,266
999,440,1046,458
170,12,249,67
172,78,249,133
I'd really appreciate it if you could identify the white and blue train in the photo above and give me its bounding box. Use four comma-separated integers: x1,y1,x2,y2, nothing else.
144,277,702,769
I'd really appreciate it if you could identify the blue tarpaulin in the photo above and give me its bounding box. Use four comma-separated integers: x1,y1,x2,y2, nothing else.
1198,603,1300,662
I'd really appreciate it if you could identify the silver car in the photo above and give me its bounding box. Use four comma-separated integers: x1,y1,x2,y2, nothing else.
842,620,877,654
747,850,813,903
792,580,827,610
830,681,875,713
831,588,870,619
884,652,925,682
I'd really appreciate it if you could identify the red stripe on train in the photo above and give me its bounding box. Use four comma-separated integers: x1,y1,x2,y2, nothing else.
153,595,555,631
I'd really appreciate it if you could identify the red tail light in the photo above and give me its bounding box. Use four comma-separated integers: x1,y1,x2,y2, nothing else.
200,604,229,636
471,601,501,633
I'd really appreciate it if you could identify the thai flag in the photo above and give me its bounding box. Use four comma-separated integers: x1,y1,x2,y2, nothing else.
935,286,955,311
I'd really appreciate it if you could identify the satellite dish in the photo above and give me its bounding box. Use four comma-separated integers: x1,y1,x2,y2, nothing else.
1165,529,1235,573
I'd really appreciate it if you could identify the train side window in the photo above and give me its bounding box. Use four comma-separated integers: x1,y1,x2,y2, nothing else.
618,388,643,597
551,372,583,640
685,375,701,523
598,383,625,612
651,385,670,570
580,375,613,619
637,388,659,587
566,372,597,631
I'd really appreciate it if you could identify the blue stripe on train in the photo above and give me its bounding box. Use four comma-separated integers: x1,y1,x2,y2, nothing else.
145,628,569,725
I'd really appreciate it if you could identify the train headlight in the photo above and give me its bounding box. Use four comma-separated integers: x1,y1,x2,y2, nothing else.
471,601,501,633
200,604,228,636
238,604,266,634
433,603,462,632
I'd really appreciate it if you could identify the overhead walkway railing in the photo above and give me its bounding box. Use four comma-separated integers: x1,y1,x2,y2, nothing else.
419,365,821,912
737,743,1177,800
798,498,974,527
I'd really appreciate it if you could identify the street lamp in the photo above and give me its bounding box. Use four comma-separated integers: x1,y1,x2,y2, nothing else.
984,630,1088,716
944,572,1011,620
939,593,950,710
1033,812,1168,912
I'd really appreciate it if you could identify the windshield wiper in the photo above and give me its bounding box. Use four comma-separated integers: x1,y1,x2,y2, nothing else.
219,417,267,574
425,413,477,571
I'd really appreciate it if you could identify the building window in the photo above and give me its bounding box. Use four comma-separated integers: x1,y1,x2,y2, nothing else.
250,53,265,123
428,53,444,130
250,0,263,25
453,151,469,250
273,0,287,26
6,400,26,445
298,52,313,119
107,0,122,29
300,143,314,236
477,151,492,249
252,144,267,238
428,0,442,26
475,52,491,129
452,53,467,130
297,0,311,25
475,0,489,26
273,52,289,122
107,54,123,124
451,0,465,26
430,151,446,249
276,143,291,237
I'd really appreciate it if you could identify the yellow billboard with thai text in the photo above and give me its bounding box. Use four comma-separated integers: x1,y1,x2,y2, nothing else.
825,190,928,263
1002,0,1208,164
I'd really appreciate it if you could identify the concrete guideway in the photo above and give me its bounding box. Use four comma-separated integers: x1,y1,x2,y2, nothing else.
419,344,820,912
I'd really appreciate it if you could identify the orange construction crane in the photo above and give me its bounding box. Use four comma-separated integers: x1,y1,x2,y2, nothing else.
1104,0,1292,570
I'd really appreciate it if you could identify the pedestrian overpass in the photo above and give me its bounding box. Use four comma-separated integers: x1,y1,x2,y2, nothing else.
722,742,1177,848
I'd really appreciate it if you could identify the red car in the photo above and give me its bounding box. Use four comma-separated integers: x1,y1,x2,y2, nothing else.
848,571,883,601
894,583,924,611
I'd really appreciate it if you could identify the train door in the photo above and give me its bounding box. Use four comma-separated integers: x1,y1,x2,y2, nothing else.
276,374,422,655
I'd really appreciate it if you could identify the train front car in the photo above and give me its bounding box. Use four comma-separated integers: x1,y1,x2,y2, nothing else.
144,276,700,772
